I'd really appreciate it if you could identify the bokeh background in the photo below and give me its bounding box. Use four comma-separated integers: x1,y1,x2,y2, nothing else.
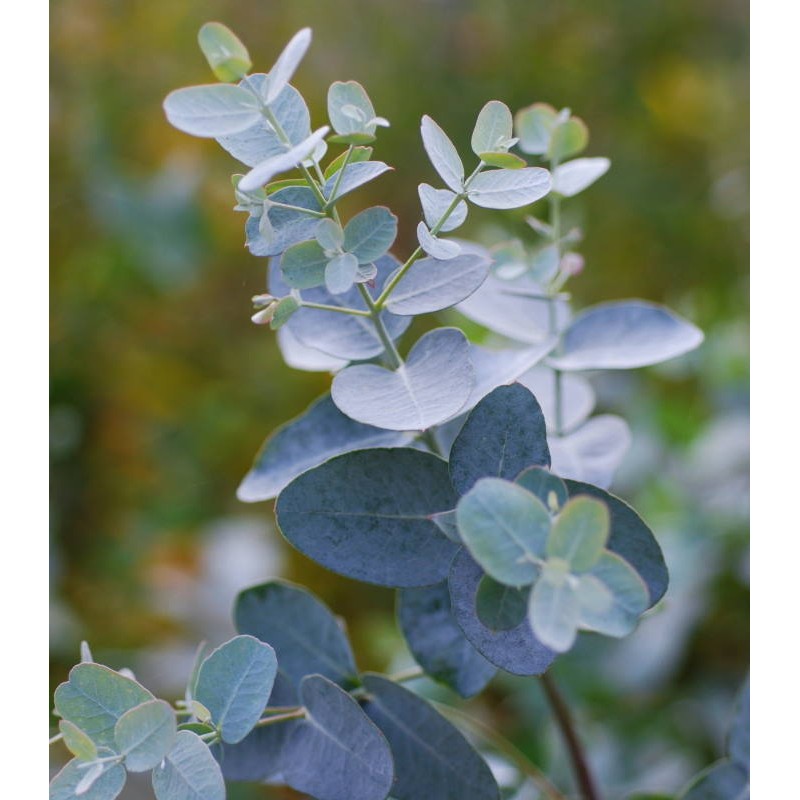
50,1,749,797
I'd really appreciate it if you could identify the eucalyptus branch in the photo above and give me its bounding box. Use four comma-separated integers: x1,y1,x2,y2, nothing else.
254,708,307,728
300,300,371,317
325,144,355,211
357,284,403,369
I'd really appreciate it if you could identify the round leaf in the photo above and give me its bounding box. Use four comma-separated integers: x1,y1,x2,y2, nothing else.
475,575,529,631
580,552,649,636
152,731,225,800
528,567,580,652
325,252,359,295
197,22,251,82
471,100,514,156
515,103,558,155
114,699,177,772
547,496,610,572
344,206,398,263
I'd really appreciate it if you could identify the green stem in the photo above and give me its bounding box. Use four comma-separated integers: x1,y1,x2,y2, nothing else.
433,702,568,800
266,199,327,218
49,732,64,746
254,708,307,728
325,144,354,210
388,665,425,683
358,284,403,369
540,674,601,800
300,300,371,317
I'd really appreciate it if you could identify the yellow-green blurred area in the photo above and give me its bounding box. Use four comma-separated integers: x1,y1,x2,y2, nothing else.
50,0,748,797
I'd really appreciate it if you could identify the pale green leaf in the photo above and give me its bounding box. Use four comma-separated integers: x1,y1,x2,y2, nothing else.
471,100,513,156
580,552,649,637
547,496,609,572
515,103,558,155
265,28,312,104
325,252,359,295
197,22,251,82
59,720,98,762
163,84,261,137
528,564,579,652
115,699,177,772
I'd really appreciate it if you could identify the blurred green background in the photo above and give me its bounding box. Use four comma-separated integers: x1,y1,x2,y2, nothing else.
50,0,748,797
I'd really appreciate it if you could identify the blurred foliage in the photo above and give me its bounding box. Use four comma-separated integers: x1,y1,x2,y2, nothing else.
50,1,748,797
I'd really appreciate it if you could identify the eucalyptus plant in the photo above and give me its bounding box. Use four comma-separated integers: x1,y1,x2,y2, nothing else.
49,22,745,800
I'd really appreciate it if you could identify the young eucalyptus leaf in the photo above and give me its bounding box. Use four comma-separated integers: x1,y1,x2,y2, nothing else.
54,664,154,748
152,730,225,800
515,466,569,511
316,217,344,251
163,84,261,137
324,145,373,178
276,448,459,587
528,565,580,652
417,221,461,259
59,719,98,761
328,80,383,136
579,552,649,636
264,28,312,105
343,206,398,263
323,161,393,202
197,22,251,82
471,100,513,156
418,183,468,232
456,477,550,586
235,579,359,695
552,157,611,197
548,414,632,489
475,576,529,631
517,366,595,433
245,185,322,257
467,167,551,209
282,675,395,800
547,496,610,572
269,295,300,330
449,549,556,675
49,757,126,800
238,126,330,192
276,326,348,372
420,115,465,193
679,761,749,800
237,394,412,502
549,116,589,161
547,301,704,371
479,150,527,169
361,674,501,800
515,103,558,155
114,699,177,772
325,252,359,294
194,635,278,744
449,383,550,496
398,582,497,698
384,252,491,316
331,328,474,431
565,480,668,606
281,240,329,289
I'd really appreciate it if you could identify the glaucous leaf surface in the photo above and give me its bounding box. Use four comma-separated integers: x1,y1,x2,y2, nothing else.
548,414,632,489
471,101,513,156
514,103,558,155
417,221,461,259
331,328,473,431
218,77,310,166
680,761,749,800
152,731,225,800
398,582,497,698
276,448,459,587
418,183,468,232
281,240,329,289
163,84,261,137
49,758,126,800
59,719,98,761
517,366,595,433
328,80,380,136
270,256,411,360
475,576,529,632
456,478,550,586
246,185,322,257
197,22,251,82
565,480,668,606
212,722,297,783
467,168,551,209
548,301,704,371
448,550,556,675
54,664,154,748
385,253,491,316
194,635,277,744
238,394,412,502
323,161,393,202
515,466,569,510
325,252,359,294
276,326,348,372
552,157,611,197
344,206,398,263
547,496,610,572
264,28,312,104
114,699,177,772
235,580,359,696
282,676,394,800
420,115,464,192
457,271,570,344
450,383,550,496
529,566,580,652
362,675,500,800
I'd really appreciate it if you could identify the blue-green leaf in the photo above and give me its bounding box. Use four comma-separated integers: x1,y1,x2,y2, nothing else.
325,252,359,294
152,731,225,800
515,103,558,155
471,100,513,156
528,562,580,652
547,496,609,572
323,161,393,202
549,117,589,161
49,758,126,800
264,28,312,105
515,466,568,511
276,448,459,587
316,217,344,251
163,84,261,137
456,478,550,586
467,167,551,209
331,328,474,431
449,549,556,675
552,157,610,197
197,22,251,82
418,183,468,232
449,383,550,496
362,674,500,800
59,720,98,761
54,664,154,748
282,676,394,800
548,301,703,371
328,80,386,136
398,582,496,698
276,326,348,372
237,394,411,502
580,552,649,636
417,222,461,259
114,699,177,772
194,635,277,744
421,115,464,193
475,575,528,632
344,206,398,263
246,185,322,257
281,240,328,289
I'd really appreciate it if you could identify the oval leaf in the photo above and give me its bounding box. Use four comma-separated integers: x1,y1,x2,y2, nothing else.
197,22,251,82
281,240,329,289
515,103,558,155
325,252,359,294
547,496,610,572
115,699,177,772
471,100,513,156
323,161,392,203
163,84,261,137
344,206,398,263
552,157,610,197
475,575,529,631
59,720,98,762
417,221,461,259
276,448,459,587
152,731,225,800
264,28,312,104
331,328,474,431
421,115,464,192
467,168,551,209
328,80,380,136
528,569,580,652
418,183,468,232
